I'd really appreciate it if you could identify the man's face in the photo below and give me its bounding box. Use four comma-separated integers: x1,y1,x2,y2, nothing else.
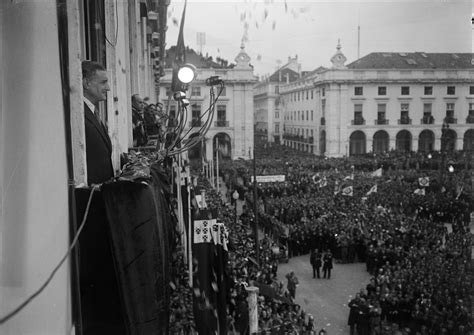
83,70,110,104
133,96,145,111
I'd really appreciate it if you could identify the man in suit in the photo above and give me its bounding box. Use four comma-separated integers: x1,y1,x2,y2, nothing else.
322,250,333,279
79,61,125,334
82,60,114,184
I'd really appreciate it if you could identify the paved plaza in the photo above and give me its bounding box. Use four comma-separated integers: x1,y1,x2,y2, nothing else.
277,255,371,335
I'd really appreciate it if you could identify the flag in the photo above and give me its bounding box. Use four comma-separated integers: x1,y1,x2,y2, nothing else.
370,168,382,177
319,176,328,188
414,188,425,196
456,185,463,200
418,177,429,187
334,181,341,195
171,0,188,92
193,210,229,334
366,184,377,196
342,186,353,196
312,173,320,184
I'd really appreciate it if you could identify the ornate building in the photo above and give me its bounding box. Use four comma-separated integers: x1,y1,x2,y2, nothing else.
161,45,257,160
279,43,474,157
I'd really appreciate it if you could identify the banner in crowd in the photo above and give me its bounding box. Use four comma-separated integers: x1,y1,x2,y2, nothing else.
342,186,353,196
418,177,429,187
251,175,286,183
370,168,382,177
366,184,377,195
414,188,426,196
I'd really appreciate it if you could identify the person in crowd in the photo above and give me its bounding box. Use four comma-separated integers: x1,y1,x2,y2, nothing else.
322,250,333,279
131,93,147,146
310,249,322,279
285,271,299,300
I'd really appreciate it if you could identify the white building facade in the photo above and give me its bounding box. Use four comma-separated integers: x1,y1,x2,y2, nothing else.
279,46,474,157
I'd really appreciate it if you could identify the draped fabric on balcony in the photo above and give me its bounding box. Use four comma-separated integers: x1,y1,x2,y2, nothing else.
99,164,174,335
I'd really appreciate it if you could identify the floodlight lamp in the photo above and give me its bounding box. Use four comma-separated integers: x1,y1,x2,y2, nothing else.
173,91,186,101
177,63,197,84
427,153,432,159
448,165,454,173
181,98,190,107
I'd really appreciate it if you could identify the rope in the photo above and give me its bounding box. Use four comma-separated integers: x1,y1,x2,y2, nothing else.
0,186,99,325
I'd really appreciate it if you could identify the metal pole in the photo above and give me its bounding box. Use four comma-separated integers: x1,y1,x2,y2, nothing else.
216,137,220,194
252,147,260,264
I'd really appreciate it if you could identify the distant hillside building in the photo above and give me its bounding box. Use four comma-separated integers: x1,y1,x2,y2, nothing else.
279,43,474,156
161,45,257,160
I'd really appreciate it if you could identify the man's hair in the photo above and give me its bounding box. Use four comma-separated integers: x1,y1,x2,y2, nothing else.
82,60,106,80
132,94,141,103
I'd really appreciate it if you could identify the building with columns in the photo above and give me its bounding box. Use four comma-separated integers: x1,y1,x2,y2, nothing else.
279,43,474,157
161,45,257,160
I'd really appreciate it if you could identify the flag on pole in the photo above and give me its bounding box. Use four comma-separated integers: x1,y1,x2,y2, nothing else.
334,181,341,195
366,184,377,196
414,188,425,196
456,184,463,199
370,168,382,177
418,177,429,187
342,185,353,196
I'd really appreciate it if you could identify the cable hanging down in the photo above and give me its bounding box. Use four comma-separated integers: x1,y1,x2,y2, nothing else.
0,186,99,325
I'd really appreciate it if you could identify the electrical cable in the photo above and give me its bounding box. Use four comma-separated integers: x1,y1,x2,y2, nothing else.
0,186,99,325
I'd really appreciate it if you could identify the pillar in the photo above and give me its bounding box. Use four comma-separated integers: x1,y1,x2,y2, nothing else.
246,286,259,334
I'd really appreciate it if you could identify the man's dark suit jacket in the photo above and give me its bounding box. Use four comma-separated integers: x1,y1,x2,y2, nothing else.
84,102,114,185
79,103,126,334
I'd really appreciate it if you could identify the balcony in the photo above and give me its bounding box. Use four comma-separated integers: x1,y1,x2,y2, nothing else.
398,118,412,125
443,116,457,124
214,120,229,127
374,119,389,125
420,116,435,125
351,118,366,125
320,117,326,125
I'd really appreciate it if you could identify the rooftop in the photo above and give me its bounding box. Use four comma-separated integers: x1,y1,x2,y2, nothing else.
347,52,474,70
164,46,234,69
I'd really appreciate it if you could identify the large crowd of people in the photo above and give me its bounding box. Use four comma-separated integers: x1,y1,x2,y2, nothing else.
214,143,472,334
165,141,473,334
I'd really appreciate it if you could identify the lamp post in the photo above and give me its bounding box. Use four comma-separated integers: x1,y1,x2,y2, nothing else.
233,190,239,225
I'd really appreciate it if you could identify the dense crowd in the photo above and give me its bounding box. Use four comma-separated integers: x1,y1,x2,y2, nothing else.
217,143,472,334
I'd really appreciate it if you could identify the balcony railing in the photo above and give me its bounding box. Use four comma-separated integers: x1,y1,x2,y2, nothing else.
351,118,366,125
421,116,435,125
214,120,229,127
374,119,389,125
398,118,412,125
444,116,457,124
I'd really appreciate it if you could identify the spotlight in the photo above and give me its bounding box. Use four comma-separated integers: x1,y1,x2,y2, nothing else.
173,91,186,101
448,165,454,173
205,76,223,86
177,63,197,84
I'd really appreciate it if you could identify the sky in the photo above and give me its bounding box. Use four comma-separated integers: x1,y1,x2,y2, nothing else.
166,0,474,77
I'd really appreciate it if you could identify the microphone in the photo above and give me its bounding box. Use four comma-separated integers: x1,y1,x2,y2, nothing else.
205,76,223,86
